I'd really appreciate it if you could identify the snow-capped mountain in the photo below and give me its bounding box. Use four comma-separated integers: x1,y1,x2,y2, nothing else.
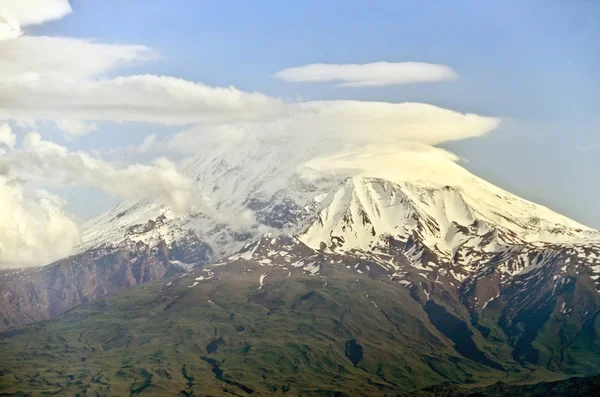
80,140,599,261
2,140,600,332
76,139,600,297
78,139,600,310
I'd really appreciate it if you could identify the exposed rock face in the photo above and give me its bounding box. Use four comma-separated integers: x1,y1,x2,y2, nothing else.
0,232,212,330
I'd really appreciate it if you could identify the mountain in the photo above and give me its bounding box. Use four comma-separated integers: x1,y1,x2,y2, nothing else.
2,141,598,331
2,141,600,395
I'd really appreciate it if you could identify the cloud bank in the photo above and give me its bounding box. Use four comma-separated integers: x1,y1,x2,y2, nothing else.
0,129,199,268
3,133,197,213
150,101,500,154
275,62,458,87
0,176,80,268
0,6,287,131
0,75,290,127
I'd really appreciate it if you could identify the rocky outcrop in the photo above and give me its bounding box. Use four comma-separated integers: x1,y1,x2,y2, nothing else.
0,232,212,330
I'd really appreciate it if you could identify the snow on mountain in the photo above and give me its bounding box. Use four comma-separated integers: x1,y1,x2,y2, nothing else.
300,145,596,245
79,140,600,271
79,137,339,258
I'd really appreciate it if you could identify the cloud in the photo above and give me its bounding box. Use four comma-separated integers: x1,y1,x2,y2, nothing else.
275,62,458,87
0,74,291,126
1,19,286,128
0,36,158,80
4,133,198,213
295,101,498,144
300,142,468,187
0,0,72,39
0,176,80,268
151,101,500,154
138,134,158,152
55,119,98,137
0,123,16,149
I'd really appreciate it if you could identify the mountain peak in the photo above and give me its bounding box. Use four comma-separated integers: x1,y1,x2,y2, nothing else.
78,142,598,264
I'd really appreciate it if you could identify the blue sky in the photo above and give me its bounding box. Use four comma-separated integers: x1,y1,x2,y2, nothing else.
3,0,599,227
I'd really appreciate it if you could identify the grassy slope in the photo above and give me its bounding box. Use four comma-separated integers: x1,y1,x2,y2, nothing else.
0,265,510,396
0,262,594,396
401,373,600,396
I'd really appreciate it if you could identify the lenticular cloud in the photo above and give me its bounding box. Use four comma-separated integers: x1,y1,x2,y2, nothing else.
275,62,458,87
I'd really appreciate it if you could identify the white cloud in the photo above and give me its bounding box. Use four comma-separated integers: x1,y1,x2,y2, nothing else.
0,128,201,267
138,134,157,152
0,74,291,126
4,133,197,213
0,123,16,149
275,62,458,87
0,176,80,268
55,119,98,137
154,101,500,154
0,0,72,39
0,16,287,128
0,36,158,80
295,101,498,144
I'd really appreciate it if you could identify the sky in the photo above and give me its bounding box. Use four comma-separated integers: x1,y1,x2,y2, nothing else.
0,0,599,267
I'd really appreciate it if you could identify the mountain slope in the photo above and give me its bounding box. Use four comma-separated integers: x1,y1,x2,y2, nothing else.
400,374,600,396
0,252,541,396
2,234,600,395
